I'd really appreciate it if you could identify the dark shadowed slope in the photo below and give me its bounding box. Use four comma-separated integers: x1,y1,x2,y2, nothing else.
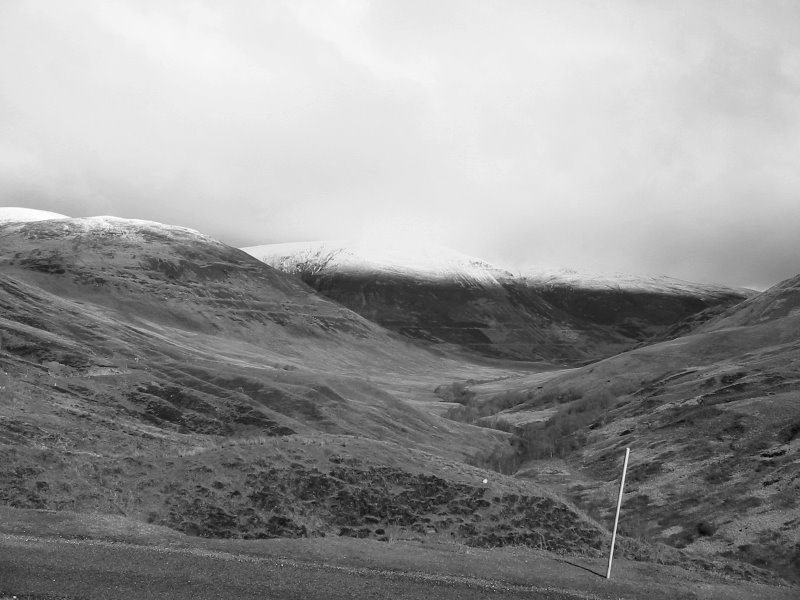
242,240,625,364
516,269,753,342
243,241,750,364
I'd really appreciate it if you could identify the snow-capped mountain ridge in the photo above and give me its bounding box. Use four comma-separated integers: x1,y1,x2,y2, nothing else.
518,266,756,298
0,208,757,297
57,215,208,239
242,239,754,297
0,209,758,362
0,211,219,247
242,240,513,286
241,239,755,361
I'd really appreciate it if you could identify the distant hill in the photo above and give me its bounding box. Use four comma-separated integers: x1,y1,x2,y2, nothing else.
696,273,800,329
243,241,751,363
516,267,755,341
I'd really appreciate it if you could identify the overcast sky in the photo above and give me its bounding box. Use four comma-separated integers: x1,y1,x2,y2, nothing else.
1,0,799,290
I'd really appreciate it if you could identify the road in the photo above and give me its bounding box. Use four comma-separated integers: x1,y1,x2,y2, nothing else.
0,535,593,600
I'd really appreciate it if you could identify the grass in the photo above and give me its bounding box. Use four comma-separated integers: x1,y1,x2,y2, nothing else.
2,218,799,591
0,433,609,555
2,507,797,600
1,596,73,600
451,314,800,585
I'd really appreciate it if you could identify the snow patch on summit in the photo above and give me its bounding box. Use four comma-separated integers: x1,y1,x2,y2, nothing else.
243,239,755,300
0,212,224,250
69,215,206,237
0,207,69,222
519,267,755,298
0,209,206,238
242,240,513,285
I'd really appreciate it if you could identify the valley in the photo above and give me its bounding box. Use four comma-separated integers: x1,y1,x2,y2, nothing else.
0,209,797,597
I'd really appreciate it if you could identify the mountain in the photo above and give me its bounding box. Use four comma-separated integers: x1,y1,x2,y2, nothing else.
460,273,800,581
243,240,515,284
0,213,617,554
696,273,800,329
518,267,754,297
511,268,754,341
0,215,521,451
242,241,751,363
243,241,639,364
1,211,790,587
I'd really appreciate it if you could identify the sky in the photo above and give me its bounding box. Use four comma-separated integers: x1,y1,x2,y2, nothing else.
1,0,799,290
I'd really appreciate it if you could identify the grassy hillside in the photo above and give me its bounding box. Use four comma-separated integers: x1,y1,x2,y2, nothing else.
2,506,796,600
0,216,606,560
456,276,800,581
0,215,792,591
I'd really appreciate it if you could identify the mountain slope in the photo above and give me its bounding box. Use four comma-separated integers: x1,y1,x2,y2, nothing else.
696,273,800,330
515,268,754,341
0,214,617,552
0,216,515,452
245,240,514,283
463,273,800,581
243,241,750,363
242,241,630,363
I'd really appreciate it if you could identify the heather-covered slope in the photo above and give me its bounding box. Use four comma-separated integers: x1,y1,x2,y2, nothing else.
459,274,800,581
0,215,610,552
0,216,526,453
0,213,789,586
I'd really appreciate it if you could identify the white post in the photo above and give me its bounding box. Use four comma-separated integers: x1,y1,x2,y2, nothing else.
606,447,630,580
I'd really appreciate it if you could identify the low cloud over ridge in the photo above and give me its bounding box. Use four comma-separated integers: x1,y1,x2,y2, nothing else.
1,0,798,290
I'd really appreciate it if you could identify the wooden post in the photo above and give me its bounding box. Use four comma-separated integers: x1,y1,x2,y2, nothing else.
606,447,630,580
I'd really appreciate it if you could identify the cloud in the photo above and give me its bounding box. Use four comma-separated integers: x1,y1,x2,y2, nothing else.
0,0,798,288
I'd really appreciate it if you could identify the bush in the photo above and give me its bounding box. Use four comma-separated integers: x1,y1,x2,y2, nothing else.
778,419,800,444
697,521,716,536
452,385,619,469
442,387,527,423
514,388,619,460
466,444,522,475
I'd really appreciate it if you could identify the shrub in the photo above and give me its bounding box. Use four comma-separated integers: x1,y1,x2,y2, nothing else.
513,389,619,460
452,385,619,468
466,443,522,475
697,521,716,536
778,419,800,444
